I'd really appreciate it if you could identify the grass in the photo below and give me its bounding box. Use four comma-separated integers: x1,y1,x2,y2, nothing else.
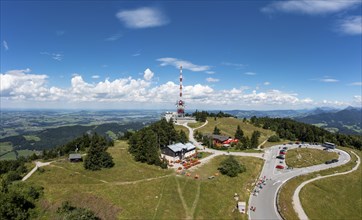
0,142,13,154
0,149,39,160
28,140,264,219
188,121,205,129
198,117,274,145
174,124,190,137
286,148,339,168
278,148,361,220
24,135,41,141
197,151,213,159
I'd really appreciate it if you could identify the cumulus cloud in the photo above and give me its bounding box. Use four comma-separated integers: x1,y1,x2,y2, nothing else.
143,68,154,81
116,7,169,29
92,75,100,79
0,68,353,109
206,77,219,83
353,95,362,107
157,57,211,72
261,0,361,15
336,16,362,35
264,81,270,86
3,41,8,50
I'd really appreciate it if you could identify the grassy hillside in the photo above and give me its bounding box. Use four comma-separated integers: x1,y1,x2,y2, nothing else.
28,140,263,219
174,125,190,138
198,117,275,145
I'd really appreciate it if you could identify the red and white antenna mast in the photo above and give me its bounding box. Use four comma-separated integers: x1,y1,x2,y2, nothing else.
179,65,183,98
176,65,185,117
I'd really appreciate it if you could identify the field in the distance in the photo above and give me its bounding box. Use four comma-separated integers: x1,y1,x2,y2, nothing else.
286,148,339,168
28,140,263,219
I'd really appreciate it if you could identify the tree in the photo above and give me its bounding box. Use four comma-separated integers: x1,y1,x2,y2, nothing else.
84,135,114,171
218,156,246,177
241,136,251,149
213,126,221,135
251,131,261,148
268,135,280,142
57,201,100,220
235,125,244,140
178,130,188,144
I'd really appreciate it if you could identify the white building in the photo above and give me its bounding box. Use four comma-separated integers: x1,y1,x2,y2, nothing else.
161,142,196,162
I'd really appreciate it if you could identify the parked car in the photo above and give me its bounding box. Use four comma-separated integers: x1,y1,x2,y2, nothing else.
283,147,288,150
325,160,333,164
276,165,284,169
331,159,339,163
279,151,286,155
276,155,285,160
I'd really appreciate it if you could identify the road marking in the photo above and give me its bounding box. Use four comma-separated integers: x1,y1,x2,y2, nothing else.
273,180,281,185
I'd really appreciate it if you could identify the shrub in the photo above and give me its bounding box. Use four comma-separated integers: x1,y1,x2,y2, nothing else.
268,135,281,142
218,156,246,177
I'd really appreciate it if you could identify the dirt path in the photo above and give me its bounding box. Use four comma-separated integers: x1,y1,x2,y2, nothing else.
293,151,360,220
190,181,201,218
152,176,168,220
113,174,173,185
175,177,192,219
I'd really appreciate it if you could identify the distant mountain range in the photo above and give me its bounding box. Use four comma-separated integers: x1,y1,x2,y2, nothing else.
223,107,361,135
295,107,362,135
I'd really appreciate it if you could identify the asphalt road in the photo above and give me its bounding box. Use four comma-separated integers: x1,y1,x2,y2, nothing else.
248,144,351,220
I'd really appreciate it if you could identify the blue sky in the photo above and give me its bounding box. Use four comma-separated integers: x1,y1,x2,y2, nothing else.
1,0,361,110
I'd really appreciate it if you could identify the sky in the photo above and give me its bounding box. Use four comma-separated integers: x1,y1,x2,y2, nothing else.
1,0,361,110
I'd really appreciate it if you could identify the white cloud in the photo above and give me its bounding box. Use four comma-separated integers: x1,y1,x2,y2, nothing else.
262,0,361,15
353,95,362,107
3,41,8,50
221,62,245,68
336,16,362,35
0,68,354,109
206,77,219,83
41,52,63,61
264,81,270,86
105,32,123,41
320,78,339,83
143,68,154,81
244,72,257,76
132,53,141,57
116,7,169,29
206,71,215,74
157,57,211,72
92,75,100,79
350,82,362,86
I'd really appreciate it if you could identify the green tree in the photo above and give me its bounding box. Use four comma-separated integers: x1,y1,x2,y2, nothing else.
268,135,280,142
178,130,188,144
213,126,221,135
251,131,261,148
234,125,244,140
57,201,100,220
84,135,114,171
218,156,246,177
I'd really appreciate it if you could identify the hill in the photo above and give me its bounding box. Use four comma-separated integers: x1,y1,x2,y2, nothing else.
27,140,263,219
0,122,146,151
196,117,275,145
296,107,362,135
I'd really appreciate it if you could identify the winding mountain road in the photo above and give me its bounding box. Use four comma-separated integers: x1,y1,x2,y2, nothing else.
293,150,360,220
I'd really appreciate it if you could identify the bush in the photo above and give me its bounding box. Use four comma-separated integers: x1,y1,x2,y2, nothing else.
57,201,100,220
268,135,281,142
218,156,246,177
